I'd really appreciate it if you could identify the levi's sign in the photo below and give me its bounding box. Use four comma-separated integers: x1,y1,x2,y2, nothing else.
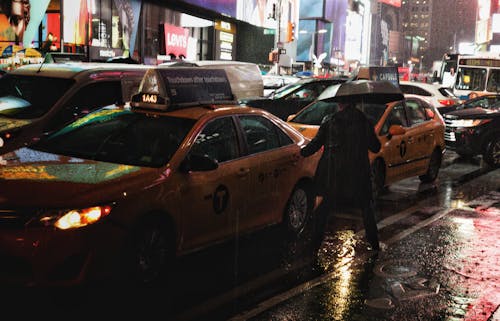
164,24,189,57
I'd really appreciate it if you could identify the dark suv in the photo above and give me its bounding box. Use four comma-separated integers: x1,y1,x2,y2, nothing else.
0,62,148,154
444,101,500,167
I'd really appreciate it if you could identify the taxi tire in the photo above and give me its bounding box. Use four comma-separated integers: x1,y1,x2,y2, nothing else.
419,149,442,183
284,184,311,238
123,215,175,288
483,135,500,168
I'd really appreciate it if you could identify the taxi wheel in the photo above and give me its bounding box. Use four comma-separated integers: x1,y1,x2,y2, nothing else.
284,184,311,238
419,149,442,183
124,216,174,287
484,136,500,168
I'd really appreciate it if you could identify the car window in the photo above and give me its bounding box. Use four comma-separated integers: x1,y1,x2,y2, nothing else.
438,87,457,98
0,74,75,119
190,117,240,163
400,84,431,97
238,115,283,154
486,69,500,92
291,100,339,125
47,81,123,129
405,100,428,126
33,107,195,168
380,103,407,135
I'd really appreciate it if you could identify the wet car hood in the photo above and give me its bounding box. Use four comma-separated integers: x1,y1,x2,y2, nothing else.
0,115,32,133
445,107,500,119
0,148,159,208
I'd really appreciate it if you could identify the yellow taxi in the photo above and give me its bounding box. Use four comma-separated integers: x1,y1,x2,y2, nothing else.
0,67,320,286
287,90,446,196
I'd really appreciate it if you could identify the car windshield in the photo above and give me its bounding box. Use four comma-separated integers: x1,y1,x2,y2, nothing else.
292,100,387,126
0,74,75,119
270,81,307,99
32,106,196,168
291,100,339,125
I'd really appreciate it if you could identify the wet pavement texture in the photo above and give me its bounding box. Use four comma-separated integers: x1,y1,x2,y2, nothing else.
234,166,500,321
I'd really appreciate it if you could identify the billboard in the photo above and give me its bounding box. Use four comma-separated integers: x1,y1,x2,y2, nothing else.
0,0,51,48
378,0,401,8
183,0,236,18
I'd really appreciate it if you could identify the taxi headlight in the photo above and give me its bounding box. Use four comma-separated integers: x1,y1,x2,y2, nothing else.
34,205,112,230
448,119,489,128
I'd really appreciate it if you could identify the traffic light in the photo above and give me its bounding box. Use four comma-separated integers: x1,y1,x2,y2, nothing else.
287,22,295,43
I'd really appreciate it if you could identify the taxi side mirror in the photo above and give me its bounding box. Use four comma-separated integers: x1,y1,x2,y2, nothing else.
286,114,296,122
388,125,406,139
179,154,219,173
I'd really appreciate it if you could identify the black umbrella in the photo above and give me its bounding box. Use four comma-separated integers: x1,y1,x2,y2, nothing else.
317,79,404,104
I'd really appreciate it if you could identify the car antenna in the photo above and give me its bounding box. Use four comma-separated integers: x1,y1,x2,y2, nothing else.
37,53,50,73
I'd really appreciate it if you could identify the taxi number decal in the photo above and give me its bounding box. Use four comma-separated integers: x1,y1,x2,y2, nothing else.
213,185,229,214
258,168,287,183
399,140,407,158
142,94,158,104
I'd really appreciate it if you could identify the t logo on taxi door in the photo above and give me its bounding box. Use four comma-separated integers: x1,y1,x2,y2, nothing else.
213,185,229,214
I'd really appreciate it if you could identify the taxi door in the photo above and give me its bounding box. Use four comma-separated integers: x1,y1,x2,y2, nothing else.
378,103,413,185
403,99,438,176
236,115,299,231
179,117,249,251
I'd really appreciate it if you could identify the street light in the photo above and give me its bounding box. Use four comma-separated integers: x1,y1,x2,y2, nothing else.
299,28,327,61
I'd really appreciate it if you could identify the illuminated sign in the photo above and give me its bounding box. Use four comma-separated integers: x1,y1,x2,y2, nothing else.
142,94,158,104
163,24,189,57
378,0,401,8
459,58,500,67
215,20,235,61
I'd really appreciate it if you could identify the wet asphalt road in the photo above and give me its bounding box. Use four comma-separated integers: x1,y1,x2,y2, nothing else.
2,152,498,320
224,154,500,321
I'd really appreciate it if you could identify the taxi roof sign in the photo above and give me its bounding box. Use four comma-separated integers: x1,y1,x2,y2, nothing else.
131,67,235,111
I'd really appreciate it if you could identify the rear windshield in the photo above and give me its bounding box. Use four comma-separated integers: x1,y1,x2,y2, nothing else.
0,74,75,119
32,106,196,168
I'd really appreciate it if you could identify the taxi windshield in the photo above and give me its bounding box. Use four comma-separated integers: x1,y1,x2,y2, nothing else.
32,106,196,168
0,74,74,119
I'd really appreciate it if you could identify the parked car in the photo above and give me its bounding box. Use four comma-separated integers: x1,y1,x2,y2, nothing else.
399,80,461,110
0,62,149,154
439,93,500,115
287,88,445,197
239,77,347,121
444,101,500,167
262,74,300,96
0,67,321,288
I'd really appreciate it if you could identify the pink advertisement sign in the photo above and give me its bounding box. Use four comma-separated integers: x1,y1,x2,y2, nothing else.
164,24,189,57
378,0,401,8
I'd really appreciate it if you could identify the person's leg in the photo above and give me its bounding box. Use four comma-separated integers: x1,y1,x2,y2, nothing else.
361,199,380,250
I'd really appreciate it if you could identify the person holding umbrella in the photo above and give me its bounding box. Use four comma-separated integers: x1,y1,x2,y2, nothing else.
299,80,399,251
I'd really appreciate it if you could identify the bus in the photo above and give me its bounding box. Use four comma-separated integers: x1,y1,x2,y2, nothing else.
441,52,500,99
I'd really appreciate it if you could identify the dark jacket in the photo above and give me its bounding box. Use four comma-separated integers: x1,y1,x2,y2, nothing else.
300,106,381,203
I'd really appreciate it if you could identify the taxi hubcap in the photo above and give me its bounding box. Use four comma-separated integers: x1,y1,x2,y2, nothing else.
289,188,308,230
136,227,168,283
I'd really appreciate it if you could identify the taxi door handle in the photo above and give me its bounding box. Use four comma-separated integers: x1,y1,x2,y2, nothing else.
407,136,414,143
237,168,250,177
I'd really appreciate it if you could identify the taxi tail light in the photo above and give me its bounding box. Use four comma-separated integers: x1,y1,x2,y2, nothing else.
438,99,457,106
33,205,113,230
